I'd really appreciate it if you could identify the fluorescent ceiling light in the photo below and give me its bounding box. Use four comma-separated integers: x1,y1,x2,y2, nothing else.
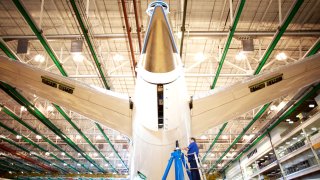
72,53,84,62
34,54,45,63
235,51,246,61
276,52,287,61
195,52,205,62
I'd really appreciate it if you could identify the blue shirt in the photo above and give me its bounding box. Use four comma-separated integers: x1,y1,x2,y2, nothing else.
187,142,199,162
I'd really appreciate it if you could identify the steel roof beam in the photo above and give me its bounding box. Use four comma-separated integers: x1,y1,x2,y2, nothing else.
218,0,305,173
96,123,129,171
201,122,228,163
2,30,320,40
0,122,70,173
0,136,69,174
0,34,92,173
0,105,87,173
0,145,57,173
207,103,271,172
221,83,320,172
303,38,320,58
0,163,17,173
179,0,188,57
0,158,35,173
120,0,137,74
211,0,246,89
201,0,246,161
0,38,21,61
0,82,105,173
69,0,110,89
12,0,67,76
254,0,304,75
53,104,119,173
133,0,142,53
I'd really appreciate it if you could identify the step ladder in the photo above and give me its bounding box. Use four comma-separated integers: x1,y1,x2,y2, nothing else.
195,154,207,180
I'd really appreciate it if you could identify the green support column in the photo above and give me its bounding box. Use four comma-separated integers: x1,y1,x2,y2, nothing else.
0,82,105,173
96,123,129,171
54,104,118,173
211,0,246,89
69,0,110,89
208,103,270,172
12,0,68,76
254,0,304,75
202,122,228,163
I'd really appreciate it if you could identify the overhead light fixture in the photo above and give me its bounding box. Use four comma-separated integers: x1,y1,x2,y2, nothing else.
210,153,215,157
93,153,98,157
61,152,65,156
114,54,124,61
78,153,81,156
289,121,294,124
276,52,287,61
116,135,123,140
56,135,61,140
36,135,42,140
200,135,207,140
277,101,286,110
176,31,182,39
72,53,84,62
46,105,54,112
110,153,114,157
269,152,273,155
16,135,22,139
195,52,205,62
90,164,94,167
77,163,81,167
20,106,27,112
235,51,246,61
309,104,315,108
63,163,67,166
76,135,81,140
117,163,122,167
45,152,50,156
292,137,297,140
270,105,277,111
104,164,109,167
286,119,291,122
96,135,102,140
311,127,317,131
34,54,45,63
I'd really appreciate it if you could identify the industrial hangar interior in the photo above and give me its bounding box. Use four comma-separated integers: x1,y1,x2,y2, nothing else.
0,0,320,179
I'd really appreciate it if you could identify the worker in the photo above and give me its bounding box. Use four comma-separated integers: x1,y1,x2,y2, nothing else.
183,137,201,180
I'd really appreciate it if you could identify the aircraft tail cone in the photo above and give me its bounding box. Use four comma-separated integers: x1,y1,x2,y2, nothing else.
141,4,179,73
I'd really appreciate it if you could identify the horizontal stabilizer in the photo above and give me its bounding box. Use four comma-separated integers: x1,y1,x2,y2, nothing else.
191,54,320,135
0,56,132,137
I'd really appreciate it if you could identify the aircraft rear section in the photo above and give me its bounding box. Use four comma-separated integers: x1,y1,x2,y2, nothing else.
131,73,191,179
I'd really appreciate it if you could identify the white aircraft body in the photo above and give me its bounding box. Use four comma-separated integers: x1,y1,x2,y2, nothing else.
1,1,320,179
